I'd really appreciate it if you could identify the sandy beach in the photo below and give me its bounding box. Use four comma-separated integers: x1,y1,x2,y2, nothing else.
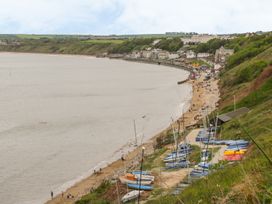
46,70,220,204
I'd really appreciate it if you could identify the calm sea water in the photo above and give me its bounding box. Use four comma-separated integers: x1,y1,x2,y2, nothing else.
0,53,192,204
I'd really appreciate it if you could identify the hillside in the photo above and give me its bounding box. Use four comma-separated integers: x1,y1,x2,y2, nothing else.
0,35,184,55
144,33,272,204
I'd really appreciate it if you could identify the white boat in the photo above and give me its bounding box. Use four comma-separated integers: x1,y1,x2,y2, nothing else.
133,174,155,182
119,175,152,185
163,156,186,163
121,190,143,203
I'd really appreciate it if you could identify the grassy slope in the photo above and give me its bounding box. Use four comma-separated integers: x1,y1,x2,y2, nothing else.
146,33,272,204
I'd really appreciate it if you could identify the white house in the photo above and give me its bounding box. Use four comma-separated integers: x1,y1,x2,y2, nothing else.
186,50,196,59
215,46,234,63
157,50,170,60
197,53,210,58
168,53,180,60
141,50,151,59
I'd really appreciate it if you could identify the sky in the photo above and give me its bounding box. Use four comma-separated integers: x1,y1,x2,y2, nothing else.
0,0,271,35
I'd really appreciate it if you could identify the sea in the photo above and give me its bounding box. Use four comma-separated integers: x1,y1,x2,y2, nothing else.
0,53,192,204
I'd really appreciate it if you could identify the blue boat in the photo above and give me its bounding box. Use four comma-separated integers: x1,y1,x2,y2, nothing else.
190,169,209,177
165,161,190,169
131,170,151,175
198,162,212,169
166,152,187,158
225,140,249,146
127,183,153,191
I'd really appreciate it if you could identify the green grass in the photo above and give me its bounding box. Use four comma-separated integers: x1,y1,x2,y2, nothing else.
142,148,167,170
82,39,124,44
16,34,55,39
188,145,201,164
144,33,272,204
75,181,111,204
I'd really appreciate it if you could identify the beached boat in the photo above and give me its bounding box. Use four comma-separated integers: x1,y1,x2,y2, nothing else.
190,169,209,177
225,140,249,146
166,152,187,158
131,170,151,175
121,190,142,203
133,174,155,182
127,183,153,191
197,162,212,169
119,174,152,185
163,155,186,163
165,161,190,169
224,154,244,161
224,149,246,156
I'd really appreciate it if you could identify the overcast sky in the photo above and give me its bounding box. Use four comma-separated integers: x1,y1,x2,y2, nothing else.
0,0,271,35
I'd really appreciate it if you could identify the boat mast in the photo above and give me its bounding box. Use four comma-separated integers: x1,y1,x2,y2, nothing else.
133,119,137,146
137,147,145,204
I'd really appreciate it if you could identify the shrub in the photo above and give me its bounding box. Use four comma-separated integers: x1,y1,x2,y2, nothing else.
155,37,183,52
235,60,268,84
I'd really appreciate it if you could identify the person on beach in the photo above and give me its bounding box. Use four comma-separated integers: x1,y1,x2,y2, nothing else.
51,191,53,199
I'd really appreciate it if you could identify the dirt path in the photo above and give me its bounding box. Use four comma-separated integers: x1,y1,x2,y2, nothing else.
158,168,192,189
209,145,226,164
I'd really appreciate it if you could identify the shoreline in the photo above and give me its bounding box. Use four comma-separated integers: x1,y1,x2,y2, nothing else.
0,51,192,74
45,67,219,203
0,51,215,204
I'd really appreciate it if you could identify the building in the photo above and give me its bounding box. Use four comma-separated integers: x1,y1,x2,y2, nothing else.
168,53,180,60
142,50,152,59
157,50,170,60
217,107,250,124
197,53,210,58
130,51,142,59
186,50,196,59
215,46,234,63
182,34,216,45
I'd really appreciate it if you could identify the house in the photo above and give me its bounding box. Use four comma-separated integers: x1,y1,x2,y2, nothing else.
217,107,250,124
142,50,152,59
186,50,196,59
168,53,180,60
131,51,142,59
157,50,169,60
0,40,8,45
215,46,234,63
182,34,216,45
197,53,210,58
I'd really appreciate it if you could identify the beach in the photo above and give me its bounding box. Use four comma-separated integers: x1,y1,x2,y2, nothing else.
46,69,220,204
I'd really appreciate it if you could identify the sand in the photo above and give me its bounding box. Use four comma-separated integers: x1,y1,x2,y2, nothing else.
45,70,220,204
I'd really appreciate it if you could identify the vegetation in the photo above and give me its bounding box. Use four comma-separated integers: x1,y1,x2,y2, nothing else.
142,148,167,169
226,34,272,69
76,181,111,204
193,38,228,54
145,33,272,204
1,33,272,204
109,38,155,53
154,37,183,52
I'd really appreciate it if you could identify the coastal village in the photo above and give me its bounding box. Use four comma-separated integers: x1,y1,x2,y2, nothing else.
0,31,271,204
0,0,272,202
45,34,255,204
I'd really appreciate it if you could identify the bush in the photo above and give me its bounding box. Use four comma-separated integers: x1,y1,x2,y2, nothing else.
109,38,155,53
235,60,268,84
194,38,228,54
155,37,183,52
